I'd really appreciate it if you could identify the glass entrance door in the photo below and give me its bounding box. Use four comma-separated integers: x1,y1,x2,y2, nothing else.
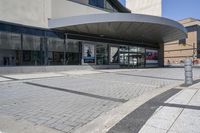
120,52,129,66
138,54,145,68
129,53,138,68
119,46,129,68
119,46,146,68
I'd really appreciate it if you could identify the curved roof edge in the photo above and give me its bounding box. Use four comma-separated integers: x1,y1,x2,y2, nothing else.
49,13,187,33
49,13,187,43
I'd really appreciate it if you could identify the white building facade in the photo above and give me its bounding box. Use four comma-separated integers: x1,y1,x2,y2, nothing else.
0,0,186,69
126,0,162,16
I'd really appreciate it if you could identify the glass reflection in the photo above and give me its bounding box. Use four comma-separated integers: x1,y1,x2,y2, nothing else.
110,47,119,63
96,44,108,65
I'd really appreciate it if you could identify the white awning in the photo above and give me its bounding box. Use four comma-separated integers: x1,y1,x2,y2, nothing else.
49,13,187,43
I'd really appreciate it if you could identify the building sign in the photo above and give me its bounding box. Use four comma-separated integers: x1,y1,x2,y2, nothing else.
146,49,158,66
83,44,95,63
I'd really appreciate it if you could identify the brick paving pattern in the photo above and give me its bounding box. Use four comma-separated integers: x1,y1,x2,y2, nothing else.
0,68,199,132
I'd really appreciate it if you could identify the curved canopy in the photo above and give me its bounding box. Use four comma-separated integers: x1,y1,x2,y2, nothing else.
49,13,187,43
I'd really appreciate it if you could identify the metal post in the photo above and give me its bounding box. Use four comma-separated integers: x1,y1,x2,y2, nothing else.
184,58,193,85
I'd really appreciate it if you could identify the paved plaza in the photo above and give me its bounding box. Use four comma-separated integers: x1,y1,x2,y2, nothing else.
0,68,200,133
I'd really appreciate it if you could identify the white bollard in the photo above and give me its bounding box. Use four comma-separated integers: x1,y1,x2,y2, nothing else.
184,58,193,85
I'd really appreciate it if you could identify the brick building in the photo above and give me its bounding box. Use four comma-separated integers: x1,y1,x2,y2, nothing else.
164,18,200,66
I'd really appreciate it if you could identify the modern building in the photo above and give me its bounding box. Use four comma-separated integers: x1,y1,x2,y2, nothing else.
164,18,200,66
126,0,162,16
0,0,186,70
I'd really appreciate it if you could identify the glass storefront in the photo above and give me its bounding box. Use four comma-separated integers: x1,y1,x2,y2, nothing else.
138,47,145,68
119,45,129,66
0,31,82,66
23,35,43,66
48,37,65,65
110,46,119,64
96,44,108,65
0,23,159,68
118,45,146,68
129,46,138,68
66,40,81,65
0,32,21,66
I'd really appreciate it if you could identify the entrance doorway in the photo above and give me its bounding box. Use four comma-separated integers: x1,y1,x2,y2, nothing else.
119,46,145,68
129,53,138,68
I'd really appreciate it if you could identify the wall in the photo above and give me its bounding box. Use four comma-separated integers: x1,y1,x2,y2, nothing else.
51,0,108,19
126,0,162,16
164,31,198,65
0,0,108,28
0,0,51,28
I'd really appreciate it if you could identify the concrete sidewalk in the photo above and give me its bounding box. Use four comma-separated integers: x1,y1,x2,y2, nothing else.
76,82,200,133
139,85,200,133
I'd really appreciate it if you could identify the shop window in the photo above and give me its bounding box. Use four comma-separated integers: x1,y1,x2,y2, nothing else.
138,47,145,53
48,37,65,65
66,40,81,65
179,39,186,45
137,47,145,68
129,46,137,53
89,0,104,8
110,46,119,63
96,44,108,65
104,0,117,12
119,46,129,65
119,45,129,52
23,35,43,66
0,32,21,66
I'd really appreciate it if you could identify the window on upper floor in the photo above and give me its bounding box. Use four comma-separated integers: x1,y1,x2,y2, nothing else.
104,0,117,12
179,39,186,45
89,0,104,8
88,0,118,12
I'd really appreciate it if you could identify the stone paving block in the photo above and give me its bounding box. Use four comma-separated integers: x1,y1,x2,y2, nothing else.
167,89,197,104
145,115,176,130
139,125,167,133
169,109,200,133
0,68,200,132
152,107,182,121
180,109,200,118
188,89,200,106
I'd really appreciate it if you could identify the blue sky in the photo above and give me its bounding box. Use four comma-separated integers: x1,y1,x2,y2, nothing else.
119,0,200,20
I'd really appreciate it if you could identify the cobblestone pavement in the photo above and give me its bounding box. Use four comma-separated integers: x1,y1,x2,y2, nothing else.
0,68,200,133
